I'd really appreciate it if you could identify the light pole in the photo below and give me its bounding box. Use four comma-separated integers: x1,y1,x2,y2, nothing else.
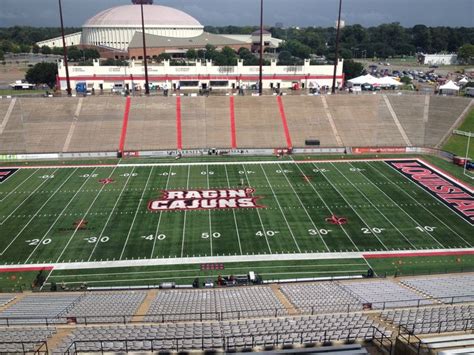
258,0,264,95
139,1,150,95
331,0,343,94
58,0,71,96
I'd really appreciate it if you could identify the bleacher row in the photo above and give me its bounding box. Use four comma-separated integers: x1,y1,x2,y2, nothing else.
0,95,471,154
0,273,472,353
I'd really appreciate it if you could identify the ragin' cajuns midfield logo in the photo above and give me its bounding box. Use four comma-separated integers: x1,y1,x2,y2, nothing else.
148,188,264,212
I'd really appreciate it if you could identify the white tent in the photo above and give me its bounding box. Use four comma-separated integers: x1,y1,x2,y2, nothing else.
439,80,460,92
458,77,469,85
348,74,379,85
378,76,403,87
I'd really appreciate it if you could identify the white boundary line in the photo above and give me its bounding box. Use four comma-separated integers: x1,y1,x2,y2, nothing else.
331,162,418,249
119,166,154,260
259,163,301,252
313,162,389,250
243,164,272,254
224,165,243,255
278,163,330,252
87,167,136,261
24,167,100,263
3,248,472,272
151,166,172,259
368,161,470,247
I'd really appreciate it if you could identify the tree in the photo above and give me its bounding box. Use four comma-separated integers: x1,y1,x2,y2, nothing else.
0,50,4,61
40,45,52,55
32,44,40,54
25,62,57,88
156,53,171,62
281,39,312,59
342,60,364,80
458,44,474,64
400,76,412,85
186,48,197,60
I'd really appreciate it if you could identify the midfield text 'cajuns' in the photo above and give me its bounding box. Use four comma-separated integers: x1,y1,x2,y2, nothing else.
148,188,263,211
387,160,474,224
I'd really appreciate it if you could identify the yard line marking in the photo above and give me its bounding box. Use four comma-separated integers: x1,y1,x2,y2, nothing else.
119,167,154,260
243,164,272,254
315,162,389,250
0,169,55,226
278,163,329,252
180,165,191,257
0,168,69,256
55,166,118,263
371,162,471,247
206,165,213,256
260,163,301,252
151,166,173,259
0,98,16,135
340,162,418,249
224,165,243,255
292,162,359,251
0,168,38,203
88,167,136,261
24,167,99,263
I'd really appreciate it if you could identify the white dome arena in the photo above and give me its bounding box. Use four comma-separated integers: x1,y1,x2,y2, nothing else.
81,4,204,50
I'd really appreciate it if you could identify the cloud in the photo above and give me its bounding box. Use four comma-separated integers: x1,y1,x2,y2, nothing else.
0,0,472,28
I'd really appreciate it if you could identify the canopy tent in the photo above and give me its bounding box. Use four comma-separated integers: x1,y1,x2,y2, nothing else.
439,80,460,91
347,74,379,85
458,77,469,84
377,76,403,87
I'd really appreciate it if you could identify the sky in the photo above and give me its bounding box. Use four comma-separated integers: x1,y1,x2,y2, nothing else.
0,0,473,28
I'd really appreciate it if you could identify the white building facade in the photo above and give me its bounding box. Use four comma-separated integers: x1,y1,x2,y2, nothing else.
57,59,345,92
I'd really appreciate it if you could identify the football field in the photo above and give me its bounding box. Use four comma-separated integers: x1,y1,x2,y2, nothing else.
0,158,472,287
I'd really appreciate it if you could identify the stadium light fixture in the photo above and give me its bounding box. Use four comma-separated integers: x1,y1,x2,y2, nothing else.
58,0,72,96
258,0,264,95
331,0,343,94
140,1,151,95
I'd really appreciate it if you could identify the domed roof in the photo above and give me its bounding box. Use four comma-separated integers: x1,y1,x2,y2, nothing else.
83,5,203,28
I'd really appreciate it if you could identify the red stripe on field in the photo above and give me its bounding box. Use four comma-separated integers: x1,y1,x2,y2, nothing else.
118,96,131,153
229,96,237,149
0,266,53,273
176,96,182,150
277,96,293,149
364,250,474,259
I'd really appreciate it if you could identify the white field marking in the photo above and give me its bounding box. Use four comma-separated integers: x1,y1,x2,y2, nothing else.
372,162,472,247
355,161,447,248
49,263,368,278
119,167,154,260
180,165,191,257
417,158,473,194
0,98,16,135
206,165,213,257
40,268,55,291
259,163,301,252
242,164,272,254
150,166,173,259
62,97,83,152
24,167,100,263
333,162,418,249
0,169,56,226
0,168,38,203
315,162,389,250
87,167,136,261
0,157,419,170
0,168,70,256
55,166,118,263
224,165,243,255
382,94,412,146
8,247,473,272
278,163,329,252
292,161,359,251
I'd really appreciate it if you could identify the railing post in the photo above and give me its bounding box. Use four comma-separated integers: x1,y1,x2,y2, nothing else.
202,336,204,350
123,315,126,324
417,299,420,308
100,340,104,355
276,332,279,346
